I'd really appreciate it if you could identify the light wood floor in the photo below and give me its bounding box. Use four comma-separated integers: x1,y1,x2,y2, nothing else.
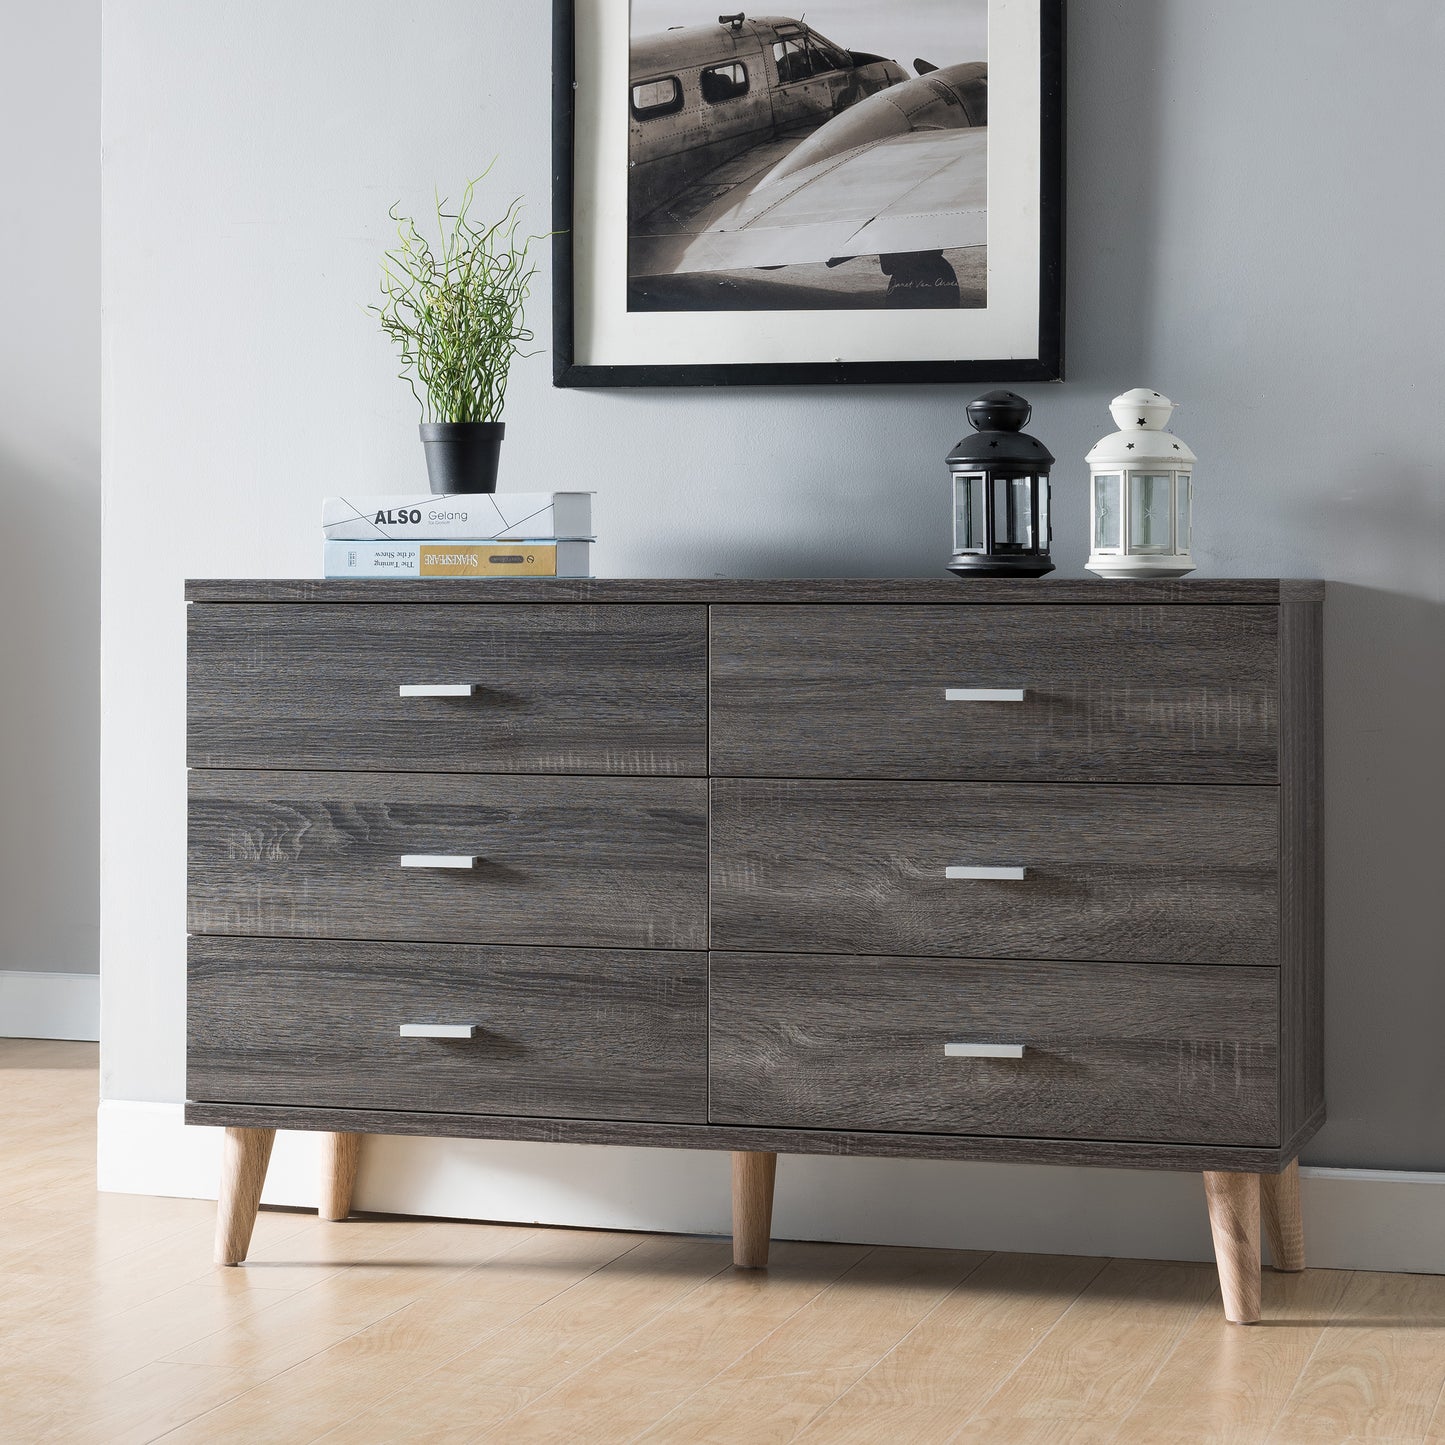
5,1040,1445,1443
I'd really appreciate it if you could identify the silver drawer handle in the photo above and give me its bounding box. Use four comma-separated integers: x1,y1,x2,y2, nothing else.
946,866,1029,881
945,688,1027,703
400,855,480,870
399,684,476,698
400,1024,477,1040
945,1043,1027,1059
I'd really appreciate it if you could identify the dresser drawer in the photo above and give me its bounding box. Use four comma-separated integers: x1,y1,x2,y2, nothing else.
711,606,1279,782
710,953,1278,1144
711,780,1279,965
189,937,707,1122
188,604,707,775
189,771,708,949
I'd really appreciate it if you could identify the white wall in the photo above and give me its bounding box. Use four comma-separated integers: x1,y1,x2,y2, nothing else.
102,0,1444,1217
0,0,101,1017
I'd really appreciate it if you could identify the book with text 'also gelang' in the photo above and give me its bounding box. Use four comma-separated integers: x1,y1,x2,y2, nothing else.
323,540,592,579
322,492,593,542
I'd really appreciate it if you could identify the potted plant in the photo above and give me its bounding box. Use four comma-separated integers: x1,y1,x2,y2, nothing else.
372,176,538,494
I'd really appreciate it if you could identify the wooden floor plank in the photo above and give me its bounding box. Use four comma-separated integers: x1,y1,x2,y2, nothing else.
156,1223,611,1445
0,1211,319,1343
1425,1374,1445,1440
949,1256,1220,1444
1113,1267,1352,1444
157,1218,519,1381
1267,1271,1445,1442
633,1246,989,1443
0,1192,231,1275
2,1278,306,1402
0,1037,97,1068
797,1253,1109,1444
1,1359,252,1445
478,1239,876,1443
316,1233,733,1443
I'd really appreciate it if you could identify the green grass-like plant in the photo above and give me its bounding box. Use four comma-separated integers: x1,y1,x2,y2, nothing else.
372,175,538,424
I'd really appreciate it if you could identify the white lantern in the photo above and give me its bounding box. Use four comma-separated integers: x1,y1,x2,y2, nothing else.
1085,389,1196,579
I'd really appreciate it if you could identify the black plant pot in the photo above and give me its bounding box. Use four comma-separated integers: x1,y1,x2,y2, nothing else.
419,422,505,495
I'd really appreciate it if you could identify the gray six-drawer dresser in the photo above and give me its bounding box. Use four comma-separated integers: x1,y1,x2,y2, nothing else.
185,577,1323,1324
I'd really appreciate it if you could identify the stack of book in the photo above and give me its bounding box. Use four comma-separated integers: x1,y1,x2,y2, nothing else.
321,492,594,579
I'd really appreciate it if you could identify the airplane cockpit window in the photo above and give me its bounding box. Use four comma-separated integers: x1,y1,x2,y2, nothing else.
631,76,684,119
775,32,848,83
700,62,750,104
772,37,810,85
806,33,852,73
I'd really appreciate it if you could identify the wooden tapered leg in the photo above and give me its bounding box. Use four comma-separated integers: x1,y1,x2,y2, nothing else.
1203,1170,1262,1324
215,1127,275,1266
731,1151,777,1269
318,1132,363,1222
1262,1158,1305,1272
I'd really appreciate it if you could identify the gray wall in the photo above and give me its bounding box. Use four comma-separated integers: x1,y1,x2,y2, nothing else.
101,0,1444,1167
1,0,100,980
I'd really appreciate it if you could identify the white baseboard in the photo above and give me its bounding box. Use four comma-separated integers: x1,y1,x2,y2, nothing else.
95,1102,1445,1274
0,971,100,1040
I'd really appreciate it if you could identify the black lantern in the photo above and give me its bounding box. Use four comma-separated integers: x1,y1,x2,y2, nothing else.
947,391,1055,578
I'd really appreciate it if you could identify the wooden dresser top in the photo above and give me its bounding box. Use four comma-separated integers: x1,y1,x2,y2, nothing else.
185,578,1326,606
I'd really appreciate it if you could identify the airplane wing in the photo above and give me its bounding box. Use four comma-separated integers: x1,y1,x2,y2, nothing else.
630,60,988,279
631,126,987,277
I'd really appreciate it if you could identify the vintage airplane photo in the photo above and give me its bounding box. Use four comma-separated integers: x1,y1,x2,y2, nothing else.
628,3,988,313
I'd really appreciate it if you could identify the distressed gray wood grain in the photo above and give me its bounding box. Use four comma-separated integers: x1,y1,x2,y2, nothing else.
188,937,707,1122
1281,1104,1326,1168
711,605,1280,783
710,780,1280,965
189,771,708,949
184,1100,1301,1173
188,604,707,774
182,581,1324,1178
185,578,1325,606
709,953,1278,1145
1279,598,1325,1143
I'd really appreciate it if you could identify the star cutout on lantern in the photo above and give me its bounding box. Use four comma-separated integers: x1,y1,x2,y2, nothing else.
1173,443,1180,450
1126,443,1135,450
1137,418,1147,426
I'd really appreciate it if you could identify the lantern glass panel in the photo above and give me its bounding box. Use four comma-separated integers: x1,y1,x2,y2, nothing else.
953,473,987,552
1013,477,1035,547
1177,473,1192,551
1130,473,1174,553
991,475,1034,549
1094,473,1122,552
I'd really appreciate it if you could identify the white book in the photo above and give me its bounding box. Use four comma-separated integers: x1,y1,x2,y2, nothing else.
323,540,592,580
322,491,593,541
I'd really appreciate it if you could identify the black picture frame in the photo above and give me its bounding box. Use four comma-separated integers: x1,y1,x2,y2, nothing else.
552,0,1064,388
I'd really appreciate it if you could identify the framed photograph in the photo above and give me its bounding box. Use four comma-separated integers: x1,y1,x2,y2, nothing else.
553,0,1063,388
